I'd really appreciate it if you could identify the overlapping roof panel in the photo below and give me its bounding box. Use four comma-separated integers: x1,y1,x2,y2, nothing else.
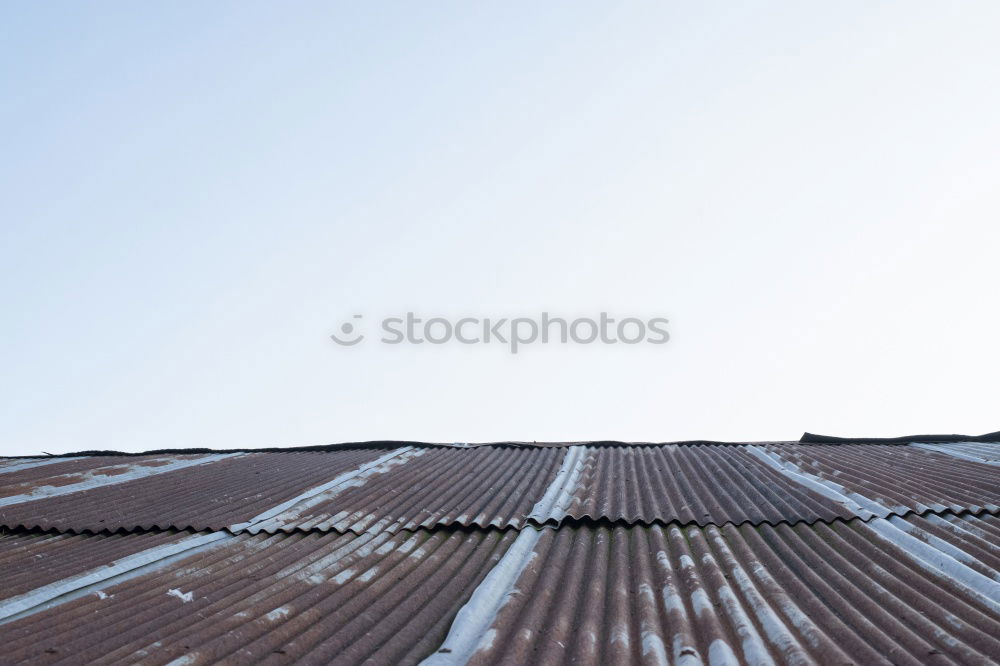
0,454,233,502
0,528,188,601
0,528,516,665
3,516,998,664
250,446,566,534
545,445,858,527
1,439,998,664
450,517,1000,665
3,443,999,536
0,450,384,533
761,444,1000,516
913,441,1000,465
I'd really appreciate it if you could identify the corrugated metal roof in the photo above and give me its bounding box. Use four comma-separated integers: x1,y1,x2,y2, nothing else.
761,443,1000,516
2,517,998,664
0,450,384,533
912,441,1000,465
0,528,187,601
249,446,566,534
435,517,1000,665
0,528,516,665
1,438,998,664
538,445,857,527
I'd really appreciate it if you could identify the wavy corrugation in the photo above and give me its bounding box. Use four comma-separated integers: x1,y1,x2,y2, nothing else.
456,517,1000,665
0,528,516,666
249,447,566,534
551,445,857,527
763,444,1000,515
0,450,384,533
0,529,188,601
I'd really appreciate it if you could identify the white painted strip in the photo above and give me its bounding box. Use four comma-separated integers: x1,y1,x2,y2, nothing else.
868,517,1000,614
0,454,243,507
527,445,588,523
0,532,232,624
910,443,1000,467
745,446,888,518
230,446,421,533
0,457,85,475
421,527,543,665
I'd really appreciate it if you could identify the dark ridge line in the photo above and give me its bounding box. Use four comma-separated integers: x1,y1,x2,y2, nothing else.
8,434,984,460
801,431,1000,444
8,504,996,540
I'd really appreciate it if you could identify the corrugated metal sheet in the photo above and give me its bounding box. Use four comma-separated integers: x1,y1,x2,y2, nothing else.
440,517,1000,665
244,445,861,533
3,519,999,664
0,454,238,504
0,450,384,533
762,443,1000,516
912,441,1000,465
0,528,517,665
544,445,858,527
4,443,994,536
0,529,187,601
0,440,998,664
250,446,566,534
0,456,190,494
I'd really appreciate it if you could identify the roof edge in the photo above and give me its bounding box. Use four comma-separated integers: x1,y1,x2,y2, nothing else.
800,431,1000,444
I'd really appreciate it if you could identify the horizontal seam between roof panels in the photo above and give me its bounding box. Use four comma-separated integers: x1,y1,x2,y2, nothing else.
6,503,999,540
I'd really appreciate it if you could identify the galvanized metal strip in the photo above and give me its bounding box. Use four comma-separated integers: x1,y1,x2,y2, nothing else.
424,447,600,664
421,527,543,665
0,454,244,507
869,517,1000,614
0,457,85,475
229,446,421,533
745,446,887,519
527,445,588,524
909,442,1000,467
0,532,232,624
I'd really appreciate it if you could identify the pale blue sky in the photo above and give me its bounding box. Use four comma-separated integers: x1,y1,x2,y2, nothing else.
3,3,999,455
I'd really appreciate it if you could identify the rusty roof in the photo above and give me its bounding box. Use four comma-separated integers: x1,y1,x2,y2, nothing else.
1,438,998,664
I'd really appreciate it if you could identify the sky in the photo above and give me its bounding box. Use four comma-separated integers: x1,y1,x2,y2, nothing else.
2,2,999,455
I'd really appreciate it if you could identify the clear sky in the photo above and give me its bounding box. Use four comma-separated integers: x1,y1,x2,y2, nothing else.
3,3,999,455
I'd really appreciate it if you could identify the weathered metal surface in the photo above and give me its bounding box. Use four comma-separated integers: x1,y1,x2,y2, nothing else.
541,445,859,527
0,528,517,665
0,450,385,533
0,458,84,474
250,446,566,534
0,439,998,664
763,443,1000,516
911,441,1000,465
0,529,187,601
0,456,191,495
246,445,859,534
440,518,1000,665
0,454,240,506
